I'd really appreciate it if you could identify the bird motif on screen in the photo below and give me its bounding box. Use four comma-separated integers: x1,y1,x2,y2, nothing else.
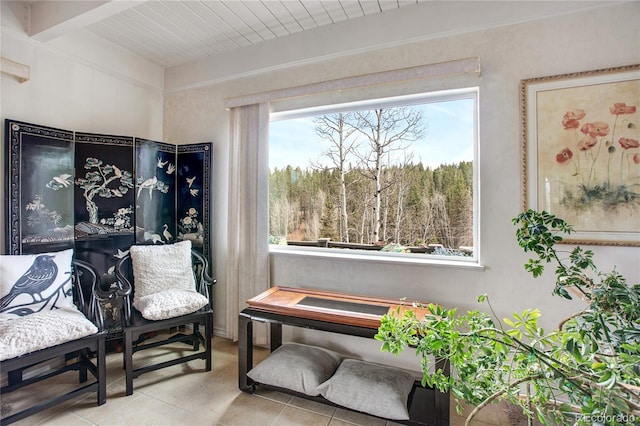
52,174,73,187
114,248,130,259
0,255,58,311
46,173,73,190
162,224,172,242
143,231,163,244
137,176,157,199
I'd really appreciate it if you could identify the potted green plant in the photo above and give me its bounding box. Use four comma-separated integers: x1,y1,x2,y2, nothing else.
375,209,639,425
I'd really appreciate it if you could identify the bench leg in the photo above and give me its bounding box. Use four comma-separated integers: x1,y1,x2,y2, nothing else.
435,357,450,426
270,322,282,352
238,314,253,392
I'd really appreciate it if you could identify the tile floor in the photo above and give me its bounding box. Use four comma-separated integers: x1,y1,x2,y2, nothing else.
2,336,518,426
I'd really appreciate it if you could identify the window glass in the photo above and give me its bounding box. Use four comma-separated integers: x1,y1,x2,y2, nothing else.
269,90,478,262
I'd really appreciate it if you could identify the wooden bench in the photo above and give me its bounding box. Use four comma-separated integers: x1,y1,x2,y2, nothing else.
238,286,449,426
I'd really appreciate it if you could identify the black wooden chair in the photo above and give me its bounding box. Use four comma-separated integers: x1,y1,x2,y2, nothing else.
114,246,215,396
0,258,118,425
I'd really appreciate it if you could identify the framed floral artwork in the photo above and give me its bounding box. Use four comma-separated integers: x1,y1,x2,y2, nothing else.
521,64,640,246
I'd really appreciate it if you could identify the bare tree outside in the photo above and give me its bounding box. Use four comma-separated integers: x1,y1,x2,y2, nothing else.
352,107,425,243
313,113,358,243
269,95,476,258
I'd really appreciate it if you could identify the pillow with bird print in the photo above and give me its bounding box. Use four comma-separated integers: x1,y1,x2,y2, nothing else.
0,248,77,320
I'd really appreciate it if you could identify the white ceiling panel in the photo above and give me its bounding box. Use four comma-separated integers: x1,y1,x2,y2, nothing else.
25,0,421,68
319,1,347,22
359,1,381,15
264,1,306,33
280,1,317,30
339,1,366,20
24,1,617,70
247,1,293,37
300,1,334,26
230,2,279,40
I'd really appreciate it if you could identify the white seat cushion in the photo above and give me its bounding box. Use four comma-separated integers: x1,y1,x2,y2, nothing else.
0,308,98,361
134,289,208,321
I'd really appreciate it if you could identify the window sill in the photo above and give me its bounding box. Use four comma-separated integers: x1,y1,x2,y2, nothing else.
269,245,485,271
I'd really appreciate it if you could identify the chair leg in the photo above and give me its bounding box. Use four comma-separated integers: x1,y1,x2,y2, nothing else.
8,369,22,387
193,323,200,351
205,315,212,372
97,337,106,405
124,331,134,396
78,350,88,383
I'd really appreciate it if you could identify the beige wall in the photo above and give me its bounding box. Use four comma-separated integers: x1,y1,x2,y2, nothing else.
163,1,640,365
0,1,165,255
0,2,164,135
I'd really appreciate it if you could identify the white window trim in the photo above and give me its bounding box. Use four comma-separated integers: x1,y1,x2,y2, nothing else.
268,88,482,268
270,245,485,271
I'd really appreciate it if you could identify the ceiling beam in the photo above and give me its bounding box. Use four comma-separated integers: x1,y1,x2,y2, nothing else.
28,0,144,42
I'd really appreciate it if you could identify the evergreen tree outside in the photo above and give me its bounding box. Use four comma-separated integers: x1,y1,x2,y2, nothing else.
269,95,476,258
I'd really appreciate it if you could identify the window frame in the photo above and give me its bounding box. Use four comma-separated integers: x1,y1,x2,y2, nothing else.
268,87,481,267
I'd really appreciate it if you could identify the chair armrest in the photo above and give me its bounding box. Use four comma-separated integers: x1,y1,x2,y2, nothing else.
113,248,216,324
73,258,129,331
97,274,132,302
191,250,216,307
114,256,134,325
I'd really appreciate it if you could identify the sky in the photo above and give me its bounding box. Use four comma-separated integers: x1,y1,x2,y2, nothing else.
269,98,475,171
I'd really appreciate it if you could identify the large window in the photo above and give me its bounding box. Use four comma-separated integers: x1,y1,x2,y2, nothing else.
269,89,479,263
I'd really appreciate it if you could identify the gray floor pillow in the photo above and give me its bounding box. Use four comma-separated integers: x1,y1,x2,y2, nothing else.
247,342,347,396
316,358,418,420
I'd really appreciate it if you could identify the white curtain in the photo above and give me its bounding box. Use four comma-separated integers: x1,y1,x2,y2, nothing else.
226,103,270,343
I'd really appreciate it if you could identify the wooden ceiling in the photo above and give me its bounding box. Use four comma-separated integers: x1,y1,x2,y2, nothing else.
25,1,422,68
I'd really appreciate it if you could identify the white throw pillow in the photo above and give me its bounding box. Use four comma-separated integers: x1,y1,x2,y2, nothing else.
135,289,208,321
0,307,98,361
129,240,196,299
0,248,76,319
129,241,206,320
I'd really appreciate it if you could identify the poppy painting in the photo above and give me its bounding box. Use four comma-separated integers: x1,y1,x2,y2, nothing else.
522,64,640,246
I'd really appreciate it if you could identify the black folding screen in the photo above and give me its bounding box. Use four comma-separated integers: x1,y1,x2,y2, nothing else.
6,121,76,253
5,119,213,335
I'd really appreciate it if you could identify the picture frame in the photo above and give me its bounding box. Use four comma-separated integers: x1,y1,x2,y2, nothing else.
521,64,640,246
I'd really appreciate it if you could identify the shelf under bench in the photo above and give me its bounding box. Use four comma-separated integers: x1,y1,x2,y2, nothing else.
238,286,449,426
